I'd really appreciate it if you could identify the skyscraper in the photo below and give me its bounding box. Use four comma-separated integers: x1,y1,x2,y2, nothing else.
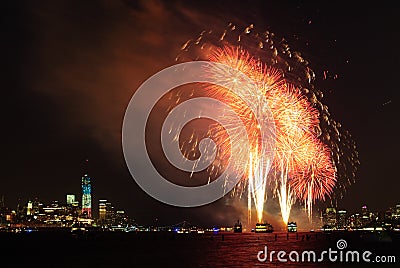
66,194,75,205
106,201,115,224
26,200,33,216
337,210,347,229
361,205,370,226
99,199,107,222
81,174,92,218
323,207,337,228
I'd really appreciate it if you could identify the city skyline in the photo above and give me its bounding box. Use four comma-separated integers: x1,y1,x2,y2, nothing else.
1,190,399,231
0,173,133,230
0,173,130,221
0,172,398,229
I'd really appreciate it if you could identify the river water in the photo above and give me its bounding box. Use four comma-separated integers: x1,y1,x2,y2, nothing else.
0,230,398,267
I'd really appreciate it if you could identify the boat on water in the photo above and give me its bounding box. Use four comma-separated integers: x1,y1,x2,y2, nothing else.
71,222,86,234
255,223,273,233
234,220,242,233
287,222,297,232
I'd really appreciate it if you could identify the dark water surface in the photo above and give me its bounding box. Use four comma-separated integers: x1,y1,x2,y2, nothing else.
0,231,398,267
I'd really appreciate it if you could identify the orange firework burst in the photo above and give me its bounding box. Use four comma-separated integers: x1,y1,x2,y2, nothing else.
290,140,337,220
203,44,337,225
267,84,319,174
209,45,284,95
265,84,322,224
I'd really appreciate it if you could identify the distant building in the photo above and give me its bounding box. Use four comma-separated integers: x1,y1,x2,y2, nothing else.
41,203,67,225
384,209,392,221
393,204,400,220
323,207,337,228
361,205,371,226
33,200,44,222
106,201,114,224
65,198,80,224
0,196,11,226
115,210,128,226
98,199,117,226
81,174,92,218
349,213,362,229
26,200,33,216
337,210,347,229
99,199,107,222
66,194,75,205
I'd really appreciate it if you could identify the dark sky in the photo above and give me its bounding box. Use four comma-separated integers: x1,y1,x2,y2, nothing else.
3,0,399,227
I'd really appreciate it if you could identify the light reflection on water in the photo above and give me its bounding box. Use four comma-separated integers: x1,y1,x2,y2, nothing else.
200,233,335,267
133,231,398,268
124,231,398,267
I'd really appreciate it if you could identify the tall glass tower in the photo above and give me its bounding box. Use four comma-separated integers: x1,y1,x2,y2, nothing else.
81,174,92,218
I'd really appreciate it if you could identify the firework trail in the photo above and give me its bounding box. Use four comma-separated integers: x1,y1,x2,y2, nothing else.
248,149,270,223
202,51,275,224
266,84,320,224
203,46,277,224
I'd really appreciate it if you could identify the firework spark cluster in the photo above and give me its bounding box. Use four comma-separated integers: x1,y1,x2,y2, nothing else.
176,23,359,225
204,45,336,225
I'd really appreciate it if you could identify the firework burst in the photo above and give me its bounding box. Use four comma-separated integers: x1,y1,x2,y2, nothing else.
176,23,358,226
291,140,337,221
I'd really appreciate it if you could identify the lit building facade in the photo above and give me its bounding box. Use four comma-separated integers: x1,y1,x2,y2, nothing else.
81,174,92,218
99,199,107,222
393,204,400,220
106,201,114,223
361,205,371,226
66,194,75,205
323,207,337,228
349,213,362,229
98,199,129,227
26,200,33,216
337,210,347,229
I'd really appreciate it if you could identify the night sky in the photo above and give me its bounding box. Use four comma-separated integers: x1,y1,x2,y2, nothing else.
3,1,399,227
